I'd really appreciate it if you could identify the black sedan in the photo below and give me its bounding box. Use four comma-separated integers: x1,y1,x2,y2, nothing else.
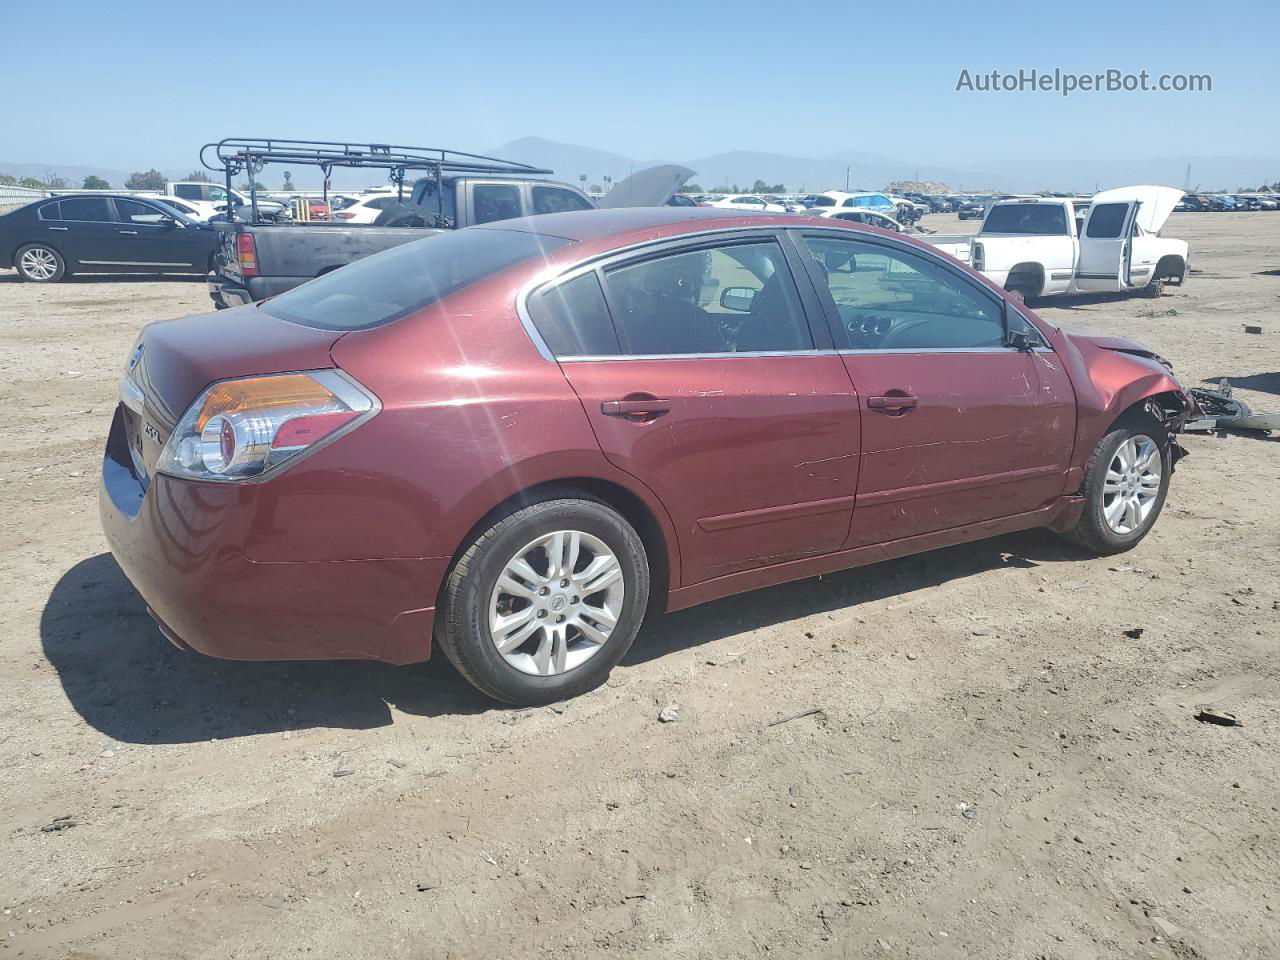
0,194,218,283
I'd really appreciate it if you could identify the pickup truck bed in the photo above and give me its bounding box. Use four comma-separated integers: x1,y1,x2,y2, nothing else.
209,221,443,307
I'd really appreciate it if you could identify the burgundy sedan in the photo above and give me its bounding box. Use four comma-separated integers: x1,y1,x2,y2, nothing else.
100,208,1193,704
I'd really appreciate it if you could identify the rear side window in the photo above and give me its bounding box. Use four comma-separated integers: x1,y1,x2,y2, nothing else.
1085,203,1129,239
38,201,61,221
812,196,835,207
983,203,1069,235
261,228,572,331
59,197,112,222
603,240,812,355
532,187,593,215
173,184,202,201
527,272,619,357
473,184,522,224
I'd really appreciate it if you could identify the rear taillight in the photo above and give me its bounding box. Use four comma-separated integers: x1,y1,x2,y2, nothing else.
155,370,378,482
334,211,356,219
972,241,985,271
236,233,259,277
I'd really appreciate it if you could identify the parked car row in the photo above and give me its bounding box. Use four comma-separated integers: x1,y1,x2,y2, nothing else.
1175,194,1280,212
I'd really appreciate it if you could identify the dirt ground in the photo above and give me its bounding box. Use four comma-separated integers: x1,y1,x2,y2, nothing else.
1,213,1277,960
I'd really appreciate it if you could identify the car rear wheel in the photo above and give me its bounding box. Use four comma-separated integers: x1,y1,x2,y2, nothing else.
437,497,650,705
1061,414,1170,554
15,243,66,282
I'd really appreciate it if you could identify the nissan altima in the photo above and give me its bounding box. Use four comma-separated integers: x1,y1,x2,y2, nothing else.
100,208,1194,704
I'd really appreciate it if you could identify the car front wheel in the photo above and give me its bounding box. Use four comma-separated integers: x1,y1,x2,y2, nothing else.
15,243,66,282
1062,415,1170,554
437,497,650,705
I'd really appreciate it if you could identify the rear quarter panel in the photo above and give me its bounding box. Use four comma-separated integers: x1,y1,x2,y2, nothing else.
308,265,683,585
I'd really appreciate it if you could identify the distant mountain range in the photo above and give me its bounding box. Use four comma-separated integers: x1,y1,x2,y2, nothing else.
4,137,1278,194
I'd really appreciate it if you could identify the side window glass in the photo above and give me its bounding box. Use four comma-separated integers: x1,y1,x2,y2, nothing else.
532,187,593,215
527,272,619,357
1085,202,1129,239
174,184,200,200
59,197,112,222
472,184,522,224
368,197,395,210
604,240,813,356
39,201,61,221
803,236,1004,350
115,199,168,225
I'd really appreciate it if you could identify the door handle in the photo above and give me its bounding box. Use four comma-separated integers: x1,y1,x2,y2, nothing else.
48,226,68,231
118,230,139,235
867,394,919,414
601,398,672,419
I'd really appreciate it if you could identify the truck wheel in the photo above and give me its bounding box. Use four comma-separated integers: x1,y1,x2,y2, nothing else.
437,497,650,705
15,243,66,282
1060,413,1170,555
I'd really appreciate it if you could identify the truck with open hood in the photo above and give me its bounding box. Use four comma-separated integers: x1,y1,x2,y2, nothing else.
926,186,1188,302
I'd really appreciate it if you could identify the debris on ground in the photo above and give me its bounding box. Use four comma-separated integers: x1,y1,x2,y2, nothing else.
767,707,825,727
1194,706,1241,727
1123,628,1145,639
657,705,680,723
41,816,80,833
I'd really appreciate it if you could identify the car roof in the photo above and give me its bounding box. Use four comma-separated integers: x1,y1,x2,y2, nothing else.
474,206,775,242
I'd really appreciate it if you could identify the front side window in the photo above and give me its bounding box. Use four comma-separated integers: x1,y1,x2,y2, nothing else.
472,184,522,224
261,228,571,331
58,197,111,222
531,186,593,215
173,184,201,201
114,198,169,225
604,240,812,355
804,235,1004,350
1085,202,1130,239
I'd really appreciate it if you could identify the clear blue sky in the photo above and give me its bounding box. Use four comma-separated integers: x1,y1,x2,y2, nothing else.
2,0,1275,171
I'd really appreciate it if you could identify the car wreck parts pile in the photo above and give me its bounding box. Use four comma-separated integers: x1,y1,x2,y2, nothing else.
1186,381,1280,434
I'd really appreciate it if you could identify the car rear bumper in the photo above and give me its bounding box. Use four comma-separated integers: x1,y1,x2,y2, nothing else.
99,405,441,665
208,274,310,308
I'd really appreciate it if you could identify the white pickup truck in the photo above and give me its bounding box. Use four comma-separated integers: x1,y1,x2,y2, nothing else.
927,186,1188,301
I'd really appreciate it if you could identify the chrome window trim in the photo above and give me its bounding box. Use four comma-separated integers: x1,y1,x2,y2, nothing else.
516,226,817,364
557,349,842,363
837,346,1055,356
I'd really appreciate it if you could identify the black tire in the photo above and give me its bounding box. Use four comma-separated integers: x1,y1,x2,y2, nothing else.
14,243,66,283
437,497,650,705
1061,413,1171,554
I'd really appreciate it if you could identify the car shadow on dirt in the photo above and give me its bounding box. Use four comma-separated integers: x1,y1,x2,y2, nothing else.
1203,372,1280,396
624,530,1082,666
45,533,1085,743
41,553,492,744
0,273,205,285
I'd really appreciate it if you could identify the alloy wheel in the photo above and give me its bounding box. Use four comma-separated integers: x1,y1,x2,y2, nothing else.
488,529,625,676
20,247,59,281
1102,435,1162,535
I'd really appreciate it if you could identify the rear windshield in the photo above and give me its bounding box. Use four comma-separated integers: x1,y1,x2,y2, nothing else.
261,228,572,331
982,203,1068,235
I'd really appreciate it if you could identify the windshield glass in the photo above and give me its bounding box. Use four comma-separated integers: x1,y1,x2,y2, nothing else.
261,227,572,331
982,203,1069,235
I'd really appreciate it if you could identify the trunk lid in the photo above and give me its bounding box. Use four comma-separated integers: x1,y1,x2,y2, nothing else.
120,303,343,479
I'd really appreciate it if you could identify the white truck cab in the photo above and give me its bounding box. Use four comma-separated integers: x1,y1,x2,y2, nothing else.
929,186,1188,301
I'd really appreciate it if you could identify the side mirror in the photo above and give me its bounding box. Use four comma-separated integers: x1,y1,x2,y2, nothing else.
1008,330,1035,351
159,216,178,228
720,286,757,312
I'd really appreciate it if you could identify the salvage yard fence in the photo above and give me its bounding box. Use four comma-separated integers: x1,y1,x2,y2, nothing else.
0,184,48,213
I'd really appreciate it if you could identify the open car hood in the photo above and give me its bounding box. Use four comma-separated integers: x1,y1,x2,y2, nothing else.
1090,185,1184,234
596,164,695,208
